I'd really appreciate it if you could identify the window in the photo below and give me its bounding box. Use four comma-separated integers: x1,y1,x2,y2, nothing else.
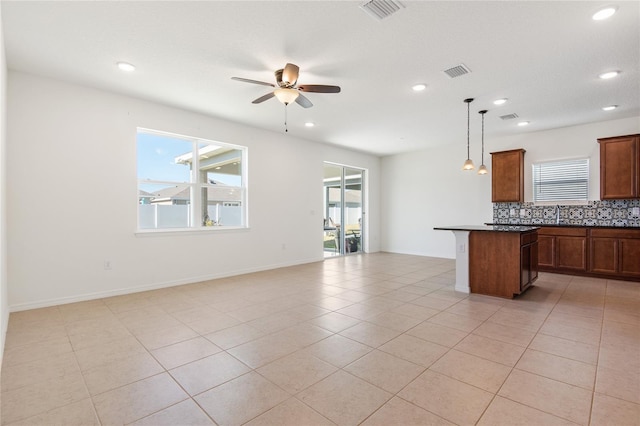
137,128,247,231
532,158,589,203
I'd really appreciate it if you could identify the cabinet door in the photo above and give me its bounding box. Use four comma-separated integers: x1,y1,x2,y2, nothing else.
538,235,555,268
521,243,531,290
619,238,640,277
530,241,539,283
589,237,618,274
599,136,639,199
491,149,525,202
556,236,587,271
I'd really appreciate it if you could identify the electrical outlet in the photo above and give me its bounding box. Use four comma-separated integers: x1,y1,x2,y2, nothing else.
632,207,640,216
520,209,525,217
104,260,112,270
510,208,516,216
458,243,465,253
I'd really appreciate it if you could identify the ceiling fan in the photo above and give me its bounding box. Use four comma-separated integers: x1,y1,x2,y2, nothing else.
232,63,341,108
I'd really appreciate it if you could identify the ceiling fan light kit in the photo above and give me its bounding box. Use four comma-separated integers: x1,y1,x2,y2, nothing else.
274,88,299,105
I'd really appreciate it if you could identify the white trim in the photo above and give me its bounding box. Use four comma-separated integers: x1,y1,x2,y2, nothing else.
135,226,250,236
8,256,323,313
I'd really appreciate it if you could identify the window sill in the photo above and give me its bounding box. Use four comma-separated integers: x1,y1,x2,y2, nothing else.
135,226,249,237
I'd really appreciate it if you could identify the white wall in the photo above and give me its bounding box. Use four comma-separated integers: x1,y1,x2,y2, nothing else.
381,116,640,258
0,5,9,365
6,71,381,311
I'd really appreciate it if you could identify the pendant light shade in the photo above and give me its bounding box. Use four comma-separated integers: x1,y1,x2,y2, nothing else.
462,98,475,171
478,109,488,175
463,159,475,170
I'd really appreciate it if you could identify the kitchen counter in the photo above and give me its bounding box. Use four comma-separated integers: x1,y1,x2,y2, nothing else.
436,225,539,232
435,225,539,296
486,222,640,229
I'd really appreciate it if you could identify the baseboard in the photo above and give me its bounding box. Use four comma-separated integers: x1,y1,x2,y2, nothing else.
9,256,324,313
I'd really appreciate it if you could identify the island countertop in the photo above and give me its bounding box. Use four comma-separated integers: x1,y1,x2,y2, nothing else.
485,222,640,229
434,225,539,233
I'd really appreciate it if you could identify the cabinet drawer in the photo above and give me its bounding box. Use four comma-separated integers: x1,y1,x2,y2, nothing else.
590,228,640,239
520,232,538,245
538,227,587,237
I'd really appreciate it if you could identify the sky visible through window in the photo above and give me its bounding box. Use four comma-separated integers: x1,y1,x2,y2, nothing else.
137,132,239,192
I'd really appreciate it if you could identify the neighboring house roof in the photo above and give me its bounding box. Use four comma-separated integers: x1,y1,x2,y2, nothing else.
138,189,155,199
139,184,242,203
328,187,361,205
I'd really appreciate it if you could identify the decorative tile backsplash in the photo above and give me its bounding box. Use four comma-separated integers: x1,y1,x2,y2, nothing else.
493,200,640,227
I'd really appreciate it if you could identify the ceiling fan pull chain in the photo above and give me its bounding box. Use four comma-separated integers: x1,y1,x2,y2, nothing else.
284,104,288,132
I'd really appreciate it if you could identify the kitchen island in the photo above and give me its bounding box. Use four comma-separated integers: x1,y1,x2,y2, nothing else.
435,225,539,298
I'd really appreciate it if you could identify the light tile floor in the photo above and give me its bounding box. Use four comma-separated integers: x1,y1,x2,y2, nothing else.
1,253,639,425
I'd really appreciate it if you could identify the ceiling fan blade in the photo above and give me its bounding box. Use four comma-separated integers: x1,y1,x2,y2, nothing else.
232,77,275,87
298,84,341,93
295,93,313,108
282,63,300,86
252,92,275,104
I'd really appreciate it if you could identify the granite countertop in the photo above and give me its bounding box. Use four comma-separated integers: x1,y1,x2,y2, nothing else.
434,225,539,233
486,222,640,229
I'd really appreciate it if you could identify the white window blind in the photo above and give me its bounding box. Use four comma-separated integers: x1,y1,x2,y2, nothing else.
532,158,589,202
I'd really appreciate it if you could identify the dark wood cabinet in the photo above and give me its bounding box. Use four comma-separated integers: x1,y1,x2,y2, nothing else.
589,228,640,278
538,234,555,268
598,134,640,199
538,226,639,281
589,236,617,274
521,239,538,290
491,149,525,202
538,227,587,272
469,229,538,298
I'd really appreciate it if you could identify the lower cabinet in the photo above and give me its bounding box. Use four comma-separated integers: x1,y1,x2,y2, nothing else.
469,230,538,298
538,228,587,272
590,229,640,279
539,226,640,281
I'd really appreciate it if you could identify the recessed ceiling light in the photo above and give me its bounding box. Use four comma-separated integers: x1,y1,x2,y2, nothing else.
117,62,136,72
599,70,620,79
592,6,617,21
304,122,315,127
517,121,530,127
602,105,618,111
412,84,427,91
493,98,508,105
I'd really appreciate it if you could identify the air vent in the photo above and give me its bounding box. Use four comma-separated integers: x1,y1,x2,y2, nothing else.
500,113,519,120
443,64,471,78
360,0,404,21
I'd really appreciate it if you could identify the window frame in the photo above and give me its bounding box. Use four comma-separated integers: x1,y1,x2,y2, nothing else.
136,128,248,233
532,157,589,205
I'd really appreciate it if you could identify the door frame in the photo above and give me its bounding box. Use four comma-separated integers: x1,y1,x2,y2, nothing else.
323,162,367,256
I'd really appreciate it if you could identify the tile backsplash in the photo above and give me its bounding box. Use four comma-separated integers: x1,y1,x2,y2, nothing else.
493,200,640,227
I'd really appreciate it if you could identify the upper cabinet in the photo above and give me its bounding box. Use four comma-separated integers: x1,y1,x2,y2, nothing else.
491,149,525,202
599,134,640,199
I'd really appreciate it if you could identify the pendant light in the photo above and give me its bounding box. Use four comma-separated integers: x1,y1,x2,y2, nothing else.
477,110,488,175
462,98,475,171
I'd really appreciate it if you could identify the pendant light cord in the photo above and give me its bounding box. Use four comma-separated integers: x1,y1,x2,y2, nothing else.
481,112,484,163
466,101,471,159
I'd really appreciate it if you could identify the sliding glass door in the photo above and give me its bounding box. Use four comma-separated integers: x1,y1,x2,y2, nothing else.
323,163,365,257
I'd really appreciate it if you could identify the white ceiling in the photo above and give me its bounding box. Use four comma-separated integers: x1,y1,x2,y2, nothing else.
2,1,639,156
